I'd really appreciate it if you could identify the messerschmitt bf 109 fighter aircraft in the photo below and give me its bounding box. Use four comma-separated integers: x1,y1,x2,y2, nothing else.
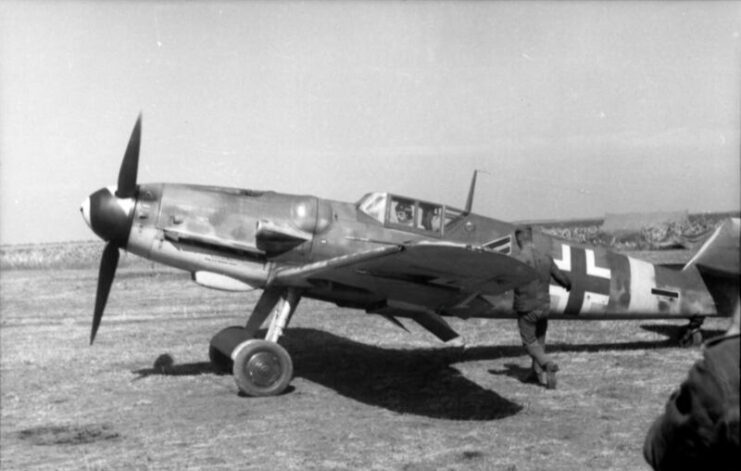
81,116,740,397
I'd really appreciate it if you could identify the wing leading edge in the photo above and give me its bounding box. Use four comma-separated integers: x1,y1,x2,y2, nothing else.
273,241,536,311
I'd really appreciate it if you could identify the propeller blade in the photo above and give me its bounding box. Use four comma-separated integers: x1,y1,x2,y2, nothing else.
91,242,120,345
116,114,141,198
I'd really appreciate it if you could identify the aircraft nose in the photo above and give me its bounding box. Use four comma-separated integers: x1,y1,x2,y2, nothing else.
81,187,135,246
80,196,92,230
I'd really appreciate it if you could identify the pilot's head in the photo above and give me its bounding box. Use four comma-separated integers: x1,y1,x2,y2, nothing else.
396,202,412,223
515,225,533,248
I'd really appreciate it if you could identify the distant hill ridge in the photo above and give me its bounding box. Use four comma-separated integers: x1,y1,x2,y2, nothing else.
519,210,739,229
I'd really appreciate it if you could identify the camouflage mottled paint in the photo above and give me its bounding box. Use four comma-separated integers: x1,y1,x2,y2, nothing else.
124,184,719,320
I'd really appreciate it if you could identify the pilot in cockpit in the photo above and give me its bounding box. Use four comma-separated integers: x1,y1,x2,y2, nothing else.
394,201,414,226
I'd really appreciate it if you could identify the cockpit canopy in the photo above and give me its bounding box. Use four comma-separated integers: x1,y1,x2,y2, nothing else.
356,192,465,235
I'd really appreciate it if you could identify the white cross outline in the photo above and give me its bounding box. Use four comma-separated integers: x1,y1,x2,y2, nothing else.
552,243,571,271
550,244,571,312
549,244,612,314
585,249,611,279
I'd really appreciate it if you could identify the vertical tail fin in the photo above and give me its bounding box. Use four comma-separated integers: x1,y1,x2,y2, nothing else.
683,218,740,274
683,218,740,317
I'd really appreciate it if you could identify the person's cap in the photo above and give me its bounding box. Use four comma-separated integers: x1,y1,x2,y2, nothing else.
515,225,533,236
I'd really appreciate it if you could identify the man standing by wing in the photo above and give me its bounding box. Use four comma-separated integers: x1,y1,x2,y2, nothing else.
512,226,571,389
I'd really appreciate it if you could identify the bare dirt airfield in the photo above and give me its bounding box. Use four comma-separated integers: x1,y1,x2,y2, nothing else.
0,253,729,470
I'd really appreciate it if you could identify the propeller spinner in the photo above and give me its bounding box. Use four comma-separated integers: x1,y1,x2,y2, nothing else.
80,114,141,344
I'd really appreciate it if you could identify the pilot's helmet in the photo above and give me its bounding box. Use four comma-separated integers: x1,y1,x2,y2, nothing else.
396,202,413,221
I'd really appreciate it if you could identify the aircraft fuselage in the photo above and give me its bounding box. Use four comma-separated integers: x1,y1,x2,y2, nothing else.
123,183,717,321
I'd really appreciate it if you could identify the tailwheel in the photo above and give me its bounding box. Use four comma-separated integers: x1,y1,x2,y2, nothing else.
232,339,293,397
678,327,703,348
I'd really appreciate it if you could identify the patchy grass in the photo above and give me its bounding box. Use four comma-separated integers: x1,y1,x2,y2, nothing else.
0,267,731,470
0,241,154,270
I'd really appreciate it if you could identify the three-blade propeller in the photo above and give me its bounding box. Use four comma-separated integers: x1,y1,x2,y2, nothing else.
116,115,141,199
88,114,141,344
92,243,120,344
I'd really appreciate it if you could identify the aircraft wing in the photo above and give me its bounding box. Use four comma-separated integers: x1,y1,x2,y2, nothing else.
273,241,537,305
270,244,405,283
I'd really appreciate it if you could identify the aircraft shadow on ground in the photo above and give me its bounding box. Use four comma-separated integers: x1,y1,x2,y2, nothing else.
131,325,700,421
132,354,217,380
283,329,521,421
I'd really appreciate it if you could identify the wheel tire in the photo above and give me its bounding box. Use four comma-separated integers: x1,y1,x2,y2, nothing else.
232,339,293,397
209,345,233,374
209,326,250,374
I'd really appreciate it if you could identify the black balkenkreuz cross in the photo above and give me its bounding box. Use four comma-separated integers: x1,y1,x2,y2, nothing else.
553,244,611,315
483,235,512,254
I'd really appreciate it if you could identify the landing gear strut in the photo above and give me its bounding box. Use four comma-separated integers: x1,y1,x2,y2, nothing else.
209,287,301,396
678,316,705,348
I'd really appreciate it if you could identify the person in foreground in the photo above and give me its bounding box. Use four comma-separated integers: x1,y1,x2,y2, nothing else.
643,304,740,470
512,226,571,389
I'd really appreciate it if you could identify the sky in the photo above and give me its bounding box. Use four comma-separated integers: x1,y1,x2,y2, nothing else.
1,1,739,245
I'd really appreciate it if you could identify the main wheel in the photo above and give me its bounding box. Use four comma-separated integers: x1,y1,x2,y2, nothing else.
209,345,233,374
232,339,293,397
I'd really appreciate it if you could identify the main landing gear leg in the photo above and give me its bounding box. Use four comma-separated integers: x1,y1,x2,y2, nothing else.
678,315,705,348
208,286,283,374
209,287,301,396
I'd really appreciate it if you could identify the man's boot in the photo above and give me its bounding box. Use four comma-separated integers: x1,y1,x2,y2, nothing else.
544,362,559,390
528,361,545,385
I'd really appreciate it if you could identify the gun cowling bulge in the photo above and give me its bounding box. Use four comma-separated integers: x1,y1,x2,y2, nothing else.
290,197,332,235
